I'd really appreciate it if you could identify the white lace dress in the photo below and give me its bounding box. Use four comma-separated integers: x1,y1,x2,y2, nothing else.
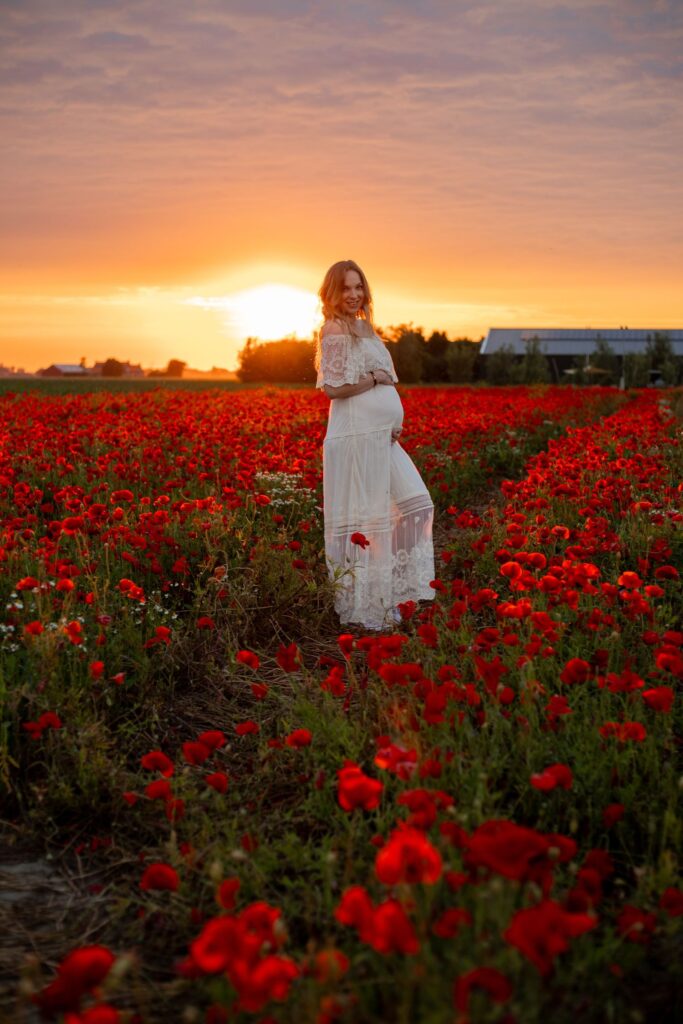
316,330,435,629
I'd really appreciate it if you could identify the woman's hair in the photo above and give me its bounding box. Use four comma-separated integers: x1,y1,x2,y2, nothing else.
314,259,375,372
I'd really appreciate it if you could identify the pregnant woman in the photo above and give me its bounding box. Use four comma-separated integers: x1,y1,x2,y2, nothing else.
315,259,435,631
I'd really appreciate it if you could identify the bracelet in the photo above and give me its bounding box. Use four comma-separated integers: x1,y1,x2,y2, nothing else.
370,371,377,387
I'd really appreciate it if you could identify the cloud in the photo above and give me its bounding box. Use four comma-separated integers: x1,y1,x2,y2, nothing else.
0,0,681,286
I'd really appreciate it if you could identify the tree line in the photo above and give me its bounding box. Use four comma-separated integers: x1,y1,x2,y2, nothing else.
236,328,682,387
99,358,188,378
236,327,480,384
485,332,681,387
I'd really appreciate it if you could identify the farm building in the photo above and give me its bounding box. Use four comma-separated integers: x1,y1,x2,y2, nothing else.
480,328,683,383
39,363,90,377
90,360,145,377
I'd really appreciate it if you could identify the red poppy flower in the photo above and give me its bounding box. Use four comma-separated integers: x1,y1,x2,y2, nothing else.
22,710,63,740
465,820,551,882
235,720,260,735
641,686,674,712
236,650,260,670
530,763,573,792
397,600,417,620
337,762,383,811
216,877,241,910
145,779,173,801
432,907,472,938
32,945,116,1015
659,887,683,917
190,916,240,973
140,750,174,777
310,948,350,983
74,1002,120,1023
276,642,302,673
504,899,596,975
375,825,443,885
616,905,657,943
23,620,45,636
16,576,41,591
284,728,312,748
337,634,355,657
64,620,84,645
602,803,625,828
559,658,591,685
335,887,418,954
140,862,180,892
374,738,418,779
143,625,171,647
198,730,226,750
599,721,647,742
165,798,185,823
617,571,642,589
205,771,229,793
368,898,420,955
196,615,216,629
334,885,374,932
453,966,512,1014
654,565,679,580
182,740,212,765
397,788,453,830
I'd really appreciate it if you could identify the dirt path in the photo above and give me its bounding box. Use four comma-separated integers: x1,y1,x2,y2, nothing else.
0,830,116,1020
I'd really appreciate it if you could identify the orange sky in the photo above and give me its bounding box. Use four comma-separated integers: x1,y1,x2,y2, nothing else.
2,0,682,372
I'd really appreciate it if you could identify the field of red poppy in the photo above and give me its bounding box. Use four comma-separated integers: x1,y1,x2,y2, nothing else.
1,383,681,1024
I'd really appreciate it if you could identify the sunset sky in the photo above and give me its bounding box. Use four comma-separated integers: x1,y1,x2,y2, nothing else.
2,0,682,372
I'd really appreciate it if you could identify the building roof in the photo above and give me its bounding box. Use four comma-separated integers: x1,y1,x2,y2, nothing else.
47,363,89,373
480,328,683,356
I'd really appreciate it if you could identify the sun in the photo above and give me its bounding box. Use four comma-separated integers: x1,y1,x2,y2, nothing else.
222,284,320,340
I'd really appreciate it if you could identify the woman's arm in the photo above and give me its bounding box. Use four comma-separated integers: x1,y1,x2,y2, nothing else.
323,367,396,400
323,372,374,400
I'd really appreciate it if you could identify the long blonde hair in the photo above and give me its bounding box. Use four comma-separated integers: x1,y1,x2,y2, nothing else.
314,259,375,372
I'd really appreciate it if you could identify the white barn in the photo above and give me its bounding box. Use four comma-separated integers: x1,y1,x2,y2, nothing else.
480,328,683,383
39,363,90,377
481,328,683,357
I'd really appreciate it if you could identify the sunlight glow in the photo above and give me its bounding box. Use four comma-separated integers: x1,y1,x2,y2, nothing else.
185,284,321,341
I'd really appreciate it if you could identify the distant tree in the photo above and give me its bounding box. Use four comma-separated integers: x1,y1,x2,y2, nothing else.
102,358,125,377
660,359,681,386
422,330,450,382
446,340,478,383
569,357,587,386
166,359,187,378
589,334,618,385
623,352,650,388
646,331,673,369
383,323,425,383
485,342,517,385
236,337,315,383
237,337,258,381
515,335,550,384
646,331,680,385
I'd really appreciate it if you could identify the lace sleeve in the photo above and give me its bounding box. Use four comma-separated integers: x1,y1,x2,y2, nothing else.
316,334,365,389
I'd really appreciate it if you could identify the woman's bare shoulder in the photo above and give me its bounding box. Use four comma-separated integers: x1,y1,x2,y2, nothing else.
321,319,347,337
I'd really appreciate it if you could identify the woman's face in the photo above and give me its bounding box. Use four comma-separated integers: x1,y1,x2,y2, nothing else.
341,269,365,316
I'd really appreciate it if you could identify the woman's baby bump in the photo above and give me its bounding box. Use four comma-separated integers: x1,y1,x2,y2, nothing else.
352,381,403,430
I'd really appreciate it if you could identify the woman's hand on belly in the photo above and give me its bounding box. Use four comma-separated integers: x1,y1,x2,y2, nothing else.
373,368,396,386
